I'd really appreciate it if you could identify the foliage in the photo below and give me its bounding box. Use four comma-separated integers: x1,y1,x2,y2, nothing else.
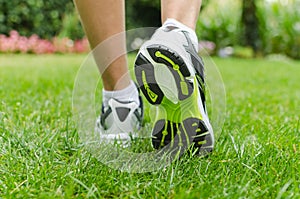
0,0,74,39
196,0,242,51
58,10,85,40
1,0,300,58
125,0,161,29
125,0,210,29
256,0,300,59
197,0,300,59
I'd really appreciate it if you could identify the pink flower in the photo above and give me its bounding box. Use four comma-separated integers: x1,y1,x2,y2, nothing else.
73,38,89,53
199,41,216,55
17,36,29,53
0,30,89,54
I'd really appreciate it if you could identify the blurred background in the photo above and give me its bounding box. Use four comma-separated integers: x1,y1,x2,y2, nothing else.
0,0,299,58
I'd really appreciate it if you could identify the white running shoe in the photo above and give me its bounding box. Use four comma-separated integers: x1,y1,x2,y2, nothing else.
95,96,143,145
134,26,214,154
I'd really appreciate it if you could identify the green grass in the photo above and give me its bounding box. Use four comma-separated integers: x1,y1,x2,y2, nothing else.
0,54,299,198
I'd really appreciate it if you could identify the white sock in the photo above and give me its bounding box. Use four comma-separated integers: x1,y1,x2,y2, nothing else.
102,81,140,107
162,18,199,52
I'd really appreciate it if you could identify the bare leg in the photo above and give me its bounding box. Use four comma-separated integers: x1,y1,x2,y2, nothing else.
161,0,202,30
73,0,130,91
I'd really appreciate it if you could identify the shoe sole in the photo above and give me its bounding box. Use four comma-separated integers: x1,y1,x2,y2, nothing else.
135,44,214,153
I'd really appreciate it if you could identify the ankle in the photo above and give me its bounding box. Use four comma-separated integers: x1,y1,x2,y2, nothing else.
102,80,140,107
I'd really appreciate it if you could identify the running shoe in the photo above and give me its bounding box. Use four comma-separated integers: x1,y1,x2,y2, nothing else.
134,26,214,154
95,96,143,145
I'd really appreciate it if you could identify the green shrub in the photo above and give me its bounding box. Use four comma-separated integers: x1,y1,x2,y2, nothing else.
125,0,161,29
58,11,84,40
1,0,299,59
196,0,242,50
0,0,74,39
125,0,211,29
197,0,299,59
257,0,300,59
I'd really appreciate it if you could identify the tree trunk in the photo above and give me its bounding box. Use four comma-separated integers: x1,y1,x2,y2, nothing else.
242,0,261,54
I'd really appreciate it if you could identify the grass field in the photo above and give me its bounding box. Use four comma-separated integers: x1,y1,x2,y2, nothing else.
0,54,299,198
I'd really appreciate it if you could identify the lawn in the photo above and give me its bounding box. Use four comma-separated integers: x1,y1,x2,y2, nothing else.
0,54,299,198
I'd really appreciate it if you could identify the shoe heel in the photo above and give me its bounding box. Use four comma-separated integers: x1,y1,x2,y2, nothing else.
135,52,165,105
146,45,194,102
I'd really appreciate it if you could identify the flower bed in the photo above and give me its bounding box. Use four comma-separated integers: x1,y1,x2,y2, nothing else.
0,30,89,54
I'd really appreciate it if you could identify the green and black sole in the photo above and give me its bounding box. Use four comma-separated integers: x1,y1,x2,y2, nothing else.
135,45,213,152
